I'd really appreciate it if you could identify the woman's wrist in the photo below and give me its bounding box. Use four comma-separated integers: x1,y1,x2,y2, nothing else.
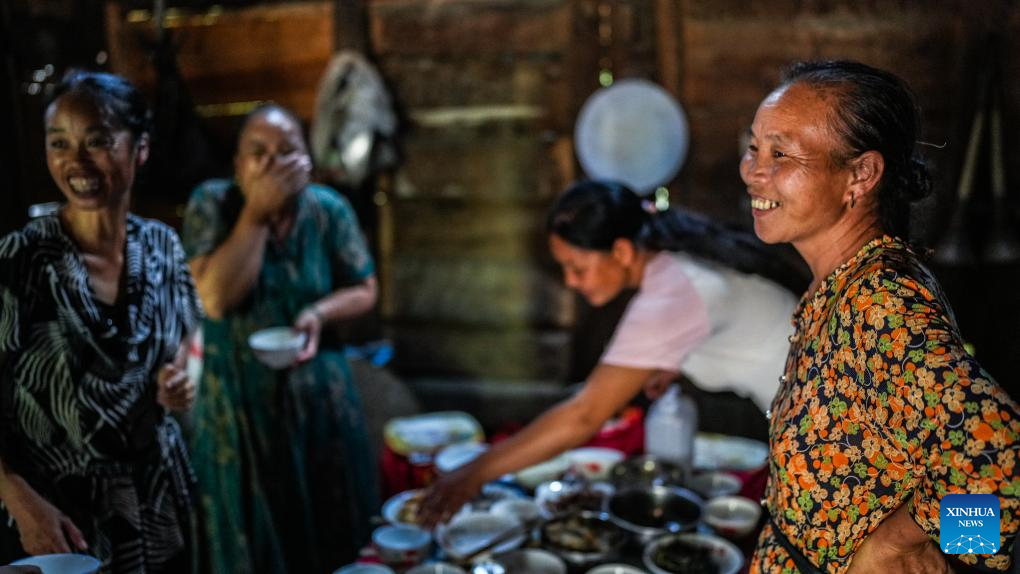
305,304,326,325
0,472,32,514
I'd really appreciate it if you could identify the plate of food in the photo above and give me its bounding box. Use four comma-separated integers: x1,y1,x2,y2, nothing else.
382,489,426,526
540,511,628,569
514,454,571,490
437,512,526,560
565,447,625,481
535,480,614,519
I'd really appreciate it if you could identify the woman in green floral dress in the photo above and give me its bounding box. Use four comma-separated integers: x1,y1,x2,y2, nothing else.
181,104,379,573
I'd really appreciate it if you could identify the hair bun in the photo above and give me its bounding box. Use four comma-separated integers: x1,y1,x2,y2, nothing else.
902,154,932,202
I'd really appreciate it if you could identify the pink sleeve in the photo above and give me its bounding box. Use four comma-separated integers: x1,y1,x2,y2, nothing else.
600,255,711,372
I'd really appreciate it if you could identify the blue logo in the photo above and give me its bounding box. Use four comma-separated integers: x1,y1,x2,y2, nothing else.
940,494,1001,555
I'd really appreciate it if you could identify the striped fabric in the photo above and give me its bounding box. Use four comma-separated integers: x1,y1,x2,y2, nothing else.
0,213,202,573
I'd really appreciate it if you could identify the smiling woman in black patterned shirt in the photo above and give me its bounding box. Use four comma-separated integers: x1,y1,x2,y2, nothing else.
0,70,202,572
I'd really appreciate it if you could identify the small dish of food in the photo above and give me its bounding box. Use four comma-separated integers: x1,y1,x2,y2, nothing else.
382,489,426,526
608,455,686,489
565,447,626,481
535,480,614,518
539,511,628,569
642,532,742,574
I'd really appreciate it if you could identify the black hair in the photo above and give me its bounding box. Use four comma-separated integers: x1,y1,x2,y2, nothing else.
48,69,151,142
220,102,308,228
233,102,305,150
547,180,809,293
780,60,932,237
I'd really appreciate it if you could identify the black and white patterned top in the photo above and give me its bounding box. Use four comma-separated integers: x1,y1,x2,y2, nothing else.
0,213,203,572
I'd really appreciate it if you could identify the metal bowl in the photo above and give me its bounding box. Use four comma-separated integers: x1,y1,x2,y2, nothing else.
539,510,629,569
608,455,686,489
606,485,703,544
643,532,743,574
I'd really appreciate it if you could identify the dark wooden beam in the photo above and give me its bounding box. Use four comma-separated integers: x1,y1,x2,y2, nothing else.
334,0,369,53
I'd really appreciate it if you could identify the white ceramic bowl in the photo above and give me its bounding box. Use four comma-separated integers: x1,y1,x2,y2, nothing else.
10,554,101,574
687,471,742,499
382,489,425,526
372,524,432,568
693,433,768,472
514,454,570,490
435,442,488,474
565,447,626,481
332,564,396,574
437,512,525,560
642,532,743,574
703,495,762,539
586,564,647,574
248,327,305,369
406,562,466,574
495,549,566,574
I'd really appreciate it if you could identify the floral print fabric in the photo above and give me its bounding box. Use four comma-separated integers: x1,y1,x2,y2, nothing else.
751,235,1020,573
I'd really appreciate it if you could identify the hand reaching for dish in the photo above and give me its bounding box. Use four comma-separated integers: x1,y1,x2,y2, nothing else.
418,466,484,528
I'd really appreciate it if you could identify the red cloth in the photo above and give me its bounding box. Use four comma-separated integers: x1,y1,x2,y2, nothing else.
582,405,645,456
380,447,436,499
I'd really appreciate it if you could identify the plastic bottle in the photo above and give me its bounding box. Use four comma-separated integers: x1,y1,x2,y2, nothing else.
644,384,698,477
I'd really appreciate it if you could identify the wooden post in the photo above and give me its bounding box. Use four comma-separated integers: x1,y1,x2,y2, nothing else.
333,0,369,54
655,0,681,97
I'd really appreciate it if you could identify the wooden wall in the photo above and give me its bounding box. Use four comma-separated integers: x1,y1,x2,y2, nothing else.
101,0,1020,387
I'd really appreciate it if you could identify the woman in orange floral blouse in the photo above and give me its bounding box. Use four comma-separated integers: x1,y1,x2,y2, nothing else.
741,60,1020,573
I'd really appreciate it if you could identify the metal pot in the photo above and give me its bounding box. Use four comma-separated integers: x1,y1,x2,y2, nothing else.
605,485,703,545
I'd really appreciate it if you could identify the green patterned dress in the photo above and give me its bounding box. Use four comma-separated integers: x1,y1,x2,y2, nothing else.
181,180,379,574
